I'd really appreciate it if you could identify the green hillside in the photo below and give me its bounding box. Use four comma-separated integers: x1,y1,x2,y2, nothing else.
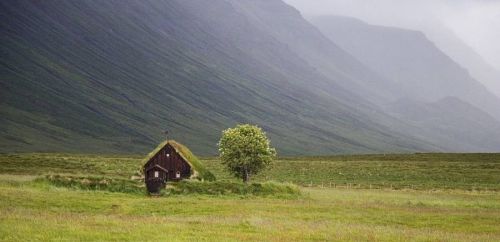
0,0,437,155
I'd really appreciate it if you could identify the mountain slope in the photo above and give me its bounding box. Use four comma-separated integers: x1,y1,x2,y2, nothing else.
0,0,437,155
387,97,500,152
417,22,500,99
311,15,500,121
229,0,399,105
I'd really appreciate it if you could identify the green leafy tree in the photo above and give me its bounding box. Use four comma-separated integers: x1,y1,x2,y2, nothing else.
218,124,276,183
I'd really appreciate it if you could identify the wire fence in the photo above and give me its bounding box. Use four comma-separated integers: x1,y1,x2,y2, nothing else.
276,181,495,191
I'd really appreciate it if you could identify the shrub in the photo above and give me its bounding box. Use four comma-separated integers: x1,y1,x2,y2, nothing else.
37,174,145,194
166,180,300,198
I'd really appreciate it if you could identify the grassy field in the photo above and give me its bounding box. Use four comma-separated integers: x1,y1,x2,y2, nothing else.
205,153,500,190
0,153,499,241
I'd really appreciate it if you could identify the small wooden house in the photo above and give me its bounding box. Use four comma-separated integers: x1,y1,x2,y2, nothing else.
142,140,215,194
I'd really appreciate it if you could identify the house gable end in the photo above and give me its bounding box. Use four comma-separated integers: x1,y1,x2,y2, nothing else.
144,142,192,181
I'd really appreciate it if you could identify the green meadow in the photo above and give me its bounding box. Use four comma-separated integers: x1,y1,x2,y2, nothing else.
1,153,499,241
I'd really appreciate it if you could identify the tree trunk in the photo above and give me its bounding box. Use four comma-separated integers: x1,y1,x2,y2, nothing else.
243,168,250,184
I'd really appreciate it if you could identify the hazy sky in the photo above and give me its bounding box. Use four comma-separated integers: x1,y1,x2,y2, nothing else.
284,0,500,69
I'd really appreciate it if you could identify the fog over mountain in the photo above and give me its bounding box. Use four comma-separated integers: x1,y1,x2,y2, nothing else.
285,0,500,97
311,15,500,120
311,15,500,151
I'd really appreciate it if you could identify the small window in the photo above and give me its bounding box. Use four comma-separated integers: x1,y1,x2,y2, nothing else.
154,171,159,178
176,171,181,178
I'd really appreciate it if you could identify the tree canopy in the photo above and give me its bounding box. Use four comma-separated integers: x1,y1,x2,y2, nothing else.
218,124,276,183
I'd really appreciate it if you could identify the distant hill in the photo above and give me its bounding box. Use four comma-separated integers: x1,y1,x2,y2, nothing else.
0,0,438,155
310,15,500,121
310,15,500,152
416,22,500,99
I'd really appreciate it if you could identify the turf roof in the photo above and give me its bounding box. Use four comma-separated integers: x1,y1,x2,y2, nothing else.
142,140,215,181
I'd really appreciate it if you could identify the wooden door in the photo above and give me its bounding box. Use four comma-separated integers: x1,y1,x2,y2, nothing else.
145,166,167,194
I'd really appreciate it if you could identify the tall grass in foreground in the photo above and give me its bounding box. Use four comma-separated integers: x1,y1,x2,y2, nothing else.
0,153,499,241
0,177,498,241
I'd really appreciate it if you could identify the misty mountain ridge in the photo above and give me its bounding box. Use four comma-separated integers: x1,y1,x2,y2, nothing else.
311,15,500,121
1,0,499,155
411,20,500,99
310,15,500,151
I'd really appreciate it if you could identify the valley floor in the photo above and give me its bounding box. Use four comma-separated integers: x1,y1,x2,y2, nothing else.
0,178,499,241
0,153,499,241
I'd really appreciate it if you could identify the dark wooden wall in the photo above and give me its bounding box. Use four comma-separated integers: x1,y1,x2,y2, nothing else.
144,143,192,182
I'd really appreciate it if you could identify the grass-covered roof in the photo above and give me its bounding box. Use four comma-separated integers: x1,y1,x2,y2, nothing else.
142,140,215,181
